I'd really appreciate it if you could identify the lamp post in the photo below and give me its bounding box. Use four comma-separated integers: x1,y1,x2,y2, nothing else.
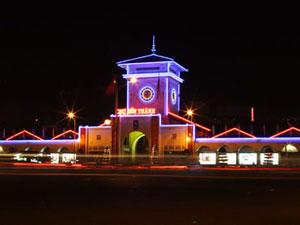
186,109,194,122
68,112,76,163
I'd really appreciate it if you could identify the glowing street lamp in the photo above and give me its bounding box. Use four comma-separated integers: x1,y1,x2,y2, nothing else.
68,112,74,119
187,110,193,117
185,107,195,122
104,119,111,125
68,111,76,163
130,77,137,83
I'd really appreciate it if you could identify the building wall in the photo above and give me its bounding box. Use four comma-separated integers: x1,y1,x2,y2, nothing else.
128,77,167,116
160,126,190,153
118,116,153,151
168,77,180,115
194,138,300,153
86,127,112,154
0,140,77,153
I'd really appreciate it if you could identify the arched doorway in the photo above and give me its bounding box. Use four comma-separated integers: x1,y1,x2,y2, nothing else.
197,146,216,165
216,145,236,165
122,131,149,156
260,146,279,165
238,145,257,165
282,144,298,153
281,144,298,166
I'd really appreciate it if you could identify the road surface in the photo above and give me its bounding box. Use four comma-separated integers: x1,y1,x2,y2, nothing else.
0,167,300,225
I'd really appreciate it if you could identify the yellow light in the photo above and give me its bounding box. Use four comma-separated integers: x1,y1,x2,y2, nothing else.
130,77,137,83
187,110,193,116
68,112,74,118
186,137,191,142
104,119,111,125
282,144,298,152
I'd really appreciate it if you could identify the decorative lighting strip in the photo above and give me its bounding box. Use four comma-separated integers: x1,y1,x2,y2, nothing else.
196,137,300,143
6,130,44,141
51,129,79,140
212,127,256,138
168,111,211,132
123,73,184,83
270,126,300,138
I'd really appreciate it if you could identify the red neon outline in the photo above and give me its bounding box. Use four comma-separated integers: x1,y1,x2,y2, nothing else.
212,127,256,138
168,112,211,132
98,122,111,127
270,127,300,138
6,130,43,141
51,129,78,140
13,162,84,167
149,165,188,169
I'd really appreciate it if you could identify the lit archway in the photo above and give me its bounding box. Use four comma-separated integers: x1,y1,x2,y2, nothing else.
122,131,149,156
216,145,236,165
282,144,298,153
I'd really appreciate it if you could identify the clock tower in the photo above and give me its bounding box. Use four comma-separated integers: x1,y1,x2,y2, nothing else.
117,36,188,121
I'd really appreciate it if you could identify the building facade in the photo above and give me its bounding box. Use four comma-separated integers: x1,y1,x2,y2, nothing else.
2,39,300,166
79,41,207,157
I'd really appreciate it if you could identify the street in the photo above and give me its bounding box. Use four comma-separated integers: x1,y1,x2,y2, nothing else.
1,167,300,225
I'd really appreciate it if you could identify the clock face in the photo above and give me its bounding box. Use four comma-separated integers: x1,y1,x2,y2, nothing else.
140,86,155,103
171,88,177,105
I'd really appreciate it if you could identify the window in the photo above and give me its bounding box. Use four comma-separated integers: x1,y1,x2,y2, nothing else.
175,145,181,150
96,134,101,140
133,120,139,130
172,133,177,139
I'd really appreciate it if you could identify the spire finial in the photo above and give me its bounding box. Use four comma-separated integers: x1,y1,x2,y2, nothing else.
151,35,156,54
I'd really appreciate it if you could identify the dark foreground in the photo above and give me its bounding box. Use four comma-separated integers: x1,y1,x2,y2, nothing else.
1,168,300,225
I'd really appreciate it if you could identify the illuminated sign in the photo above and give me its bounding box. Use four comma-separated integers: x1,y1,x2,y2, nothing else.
217,153,236,165
199,152,216,165
50,153,59,164
239,153,257,165
117,107,156,115
62,153,76,164
260,153,279,165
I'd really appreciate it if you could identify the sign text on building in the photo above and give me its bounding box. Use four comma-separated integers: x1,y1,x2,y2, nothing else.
117,108,156,115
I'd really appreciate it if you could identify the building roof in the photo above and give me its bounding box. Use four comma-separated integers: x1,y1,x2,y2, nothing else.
117,53,188,72
117,53,174,64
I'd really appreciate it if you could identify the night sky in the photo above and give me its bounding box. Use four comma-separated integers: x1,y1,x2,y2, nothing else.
0,3,299,132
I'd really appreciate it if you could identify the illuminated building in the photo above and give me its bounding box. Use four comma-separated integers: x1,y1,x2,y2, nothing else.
79,37,210,156
2,37,300,166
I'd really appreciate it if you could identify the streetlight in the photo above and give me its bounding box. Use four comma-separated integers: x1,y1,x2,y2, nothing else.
185,107,195,122
104,119,111,125
130,77,137,83
187,110,193,117
68,111,76,163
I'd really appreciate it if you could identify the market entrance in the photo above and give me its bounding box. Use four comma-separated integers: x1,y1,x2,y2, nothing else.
122,131,149,156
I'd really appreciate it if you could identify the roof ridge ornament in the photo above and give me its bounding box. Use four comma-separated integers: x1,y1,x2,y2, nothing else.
151,35,156,54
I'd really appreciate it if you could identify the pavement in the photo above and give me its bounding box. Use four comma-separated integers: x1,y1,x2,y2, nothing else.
1,165,300,225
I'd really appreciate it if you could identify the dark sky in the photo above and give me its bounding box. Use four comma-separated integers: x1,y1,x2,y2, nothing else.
0,3,299,129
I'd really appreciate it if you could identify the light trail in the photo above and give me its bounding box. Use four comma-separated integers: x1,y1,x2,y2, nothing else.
1,171,300,180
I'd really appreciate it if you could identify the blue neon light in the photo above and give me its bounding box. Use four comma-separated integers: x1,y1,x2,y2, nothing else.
0,140,78,145
195,137,300,143
123,73,184,83
139,86,155,103
171,88,176,105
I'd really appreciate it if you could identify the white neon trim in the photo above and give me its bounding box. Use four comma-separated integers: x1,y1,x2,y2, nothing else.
126,80,129,110
195,137,300,143
165,77,168,116
160,124,189,127
117,53,174,65
177,83,180,112
122,73,184,83
0,140,79,144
